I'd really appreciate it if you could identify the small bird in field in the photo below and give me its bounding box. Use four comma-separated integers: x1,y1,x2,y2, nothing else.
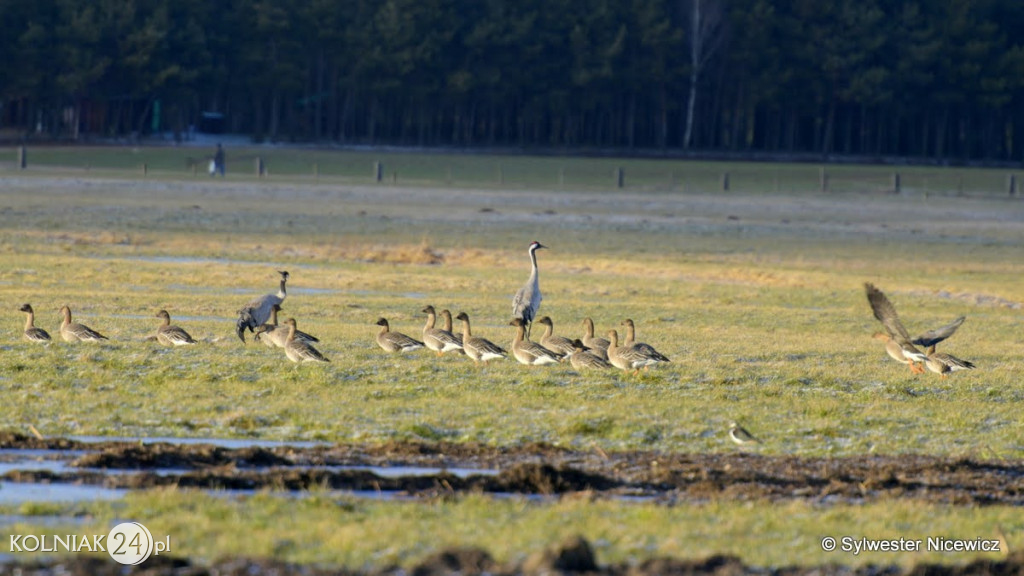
59,305,108,343
154,310,197,346
728,422,761,446
19,304,52,344
375,317,425,353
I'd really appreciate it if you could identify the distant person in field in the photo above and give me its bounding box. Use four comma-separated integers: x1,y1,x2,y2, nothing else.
212,143,226,177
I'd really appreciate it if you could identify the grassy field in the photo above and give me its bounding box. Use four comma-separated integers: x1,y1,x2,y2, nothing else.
0,147,1023,569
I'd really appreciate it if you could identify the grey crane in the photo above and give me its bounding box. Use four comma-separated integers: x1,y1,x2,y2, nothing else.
236,270,289,342
511,241,546,338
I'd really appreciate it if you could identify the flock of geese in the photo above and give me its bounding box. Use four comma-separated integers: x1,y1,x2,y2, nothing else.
14,242,975,378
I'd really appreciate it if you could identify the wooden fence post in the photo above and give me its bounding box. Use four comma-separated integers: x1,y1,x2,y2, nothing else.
255,156,265,177
17,146,26,169
374,161,383,183
892,173,901,193
721,172,730,191
141,163,148,177
819,167,828,192
1007,174,1017,197
616,167,624,189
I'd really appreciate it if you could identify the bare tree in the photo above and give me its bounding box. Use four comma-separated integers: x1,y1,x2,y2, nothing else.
682,0,724,149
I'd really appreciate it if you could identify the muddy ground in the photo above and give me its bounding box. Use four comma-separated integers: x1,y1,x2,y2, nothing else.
4,536,1024,575
1,433,1022,505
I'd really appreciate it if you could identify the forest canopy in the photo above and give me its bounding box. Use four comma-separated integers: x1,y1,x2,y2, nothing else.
2,0,1023,161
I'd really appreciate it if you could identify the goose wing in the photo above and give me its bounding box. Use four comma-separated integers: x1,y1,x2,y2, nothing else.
912,316,965,348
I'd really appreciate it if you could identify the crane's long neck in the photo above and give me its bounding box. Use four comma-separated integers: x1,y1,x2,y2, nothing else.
529,247,539,281
277,278,287,300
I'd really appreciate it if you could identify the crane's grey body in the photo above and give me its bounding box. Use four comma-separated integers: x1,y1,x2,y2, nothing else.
236,271,289,343
511,241,546,337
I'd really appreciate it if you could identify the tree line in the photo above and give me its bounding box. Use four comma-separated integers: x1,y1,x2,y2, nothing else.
2,0,1023,162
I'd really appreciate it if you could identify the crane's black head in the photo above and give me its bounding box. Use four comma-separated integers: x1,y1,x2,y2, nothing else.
529,241,546,251
277,270,290,281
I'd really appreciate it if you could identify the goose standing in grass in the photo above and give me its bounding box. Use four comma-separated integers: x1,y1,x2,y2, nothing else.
283,318,330,363
580,317,610,360
923,352,976,378
375,318,425,353
19,304,51,344
421,305,463,356
455,312,507,365
864,283,962,374
536,316,576,359
236,270,289,343
511,241,546,338
620,319,670,364
154,310,197,346
254,304,319,349
59,305,108,343
606,329,661,374
509,318,562,366
568,339,611,370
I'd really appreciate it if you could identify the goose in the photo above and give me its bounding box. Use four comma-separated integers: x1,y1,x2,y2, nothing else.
865,283,963,374
283,318,330,363
535,316,577,359
236,270,289,343
421,305,463,356
509,318,562,366
511,241,545,338
620,319,670,364
923,352,976,378
154,310,197,346
568,339,611,370
19,304,52,344
606,329,661,374
254,304,319,349
580,317,610,360
375,318,425,353
454,312,507,364
59,305,108,343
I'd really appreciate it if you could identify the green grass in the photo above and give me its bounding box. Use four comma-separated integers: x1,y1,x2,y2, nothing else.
1,144,1019,194
0,149,1023,569
1,490,1020,568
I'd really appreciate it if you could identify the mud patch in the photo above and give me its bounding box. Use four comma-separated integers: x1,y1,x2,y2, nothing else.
1,434,1022,505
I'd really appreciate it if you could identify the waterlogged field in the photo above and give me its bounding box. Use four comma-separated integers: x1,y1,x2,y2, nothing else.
0,149,1023,572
